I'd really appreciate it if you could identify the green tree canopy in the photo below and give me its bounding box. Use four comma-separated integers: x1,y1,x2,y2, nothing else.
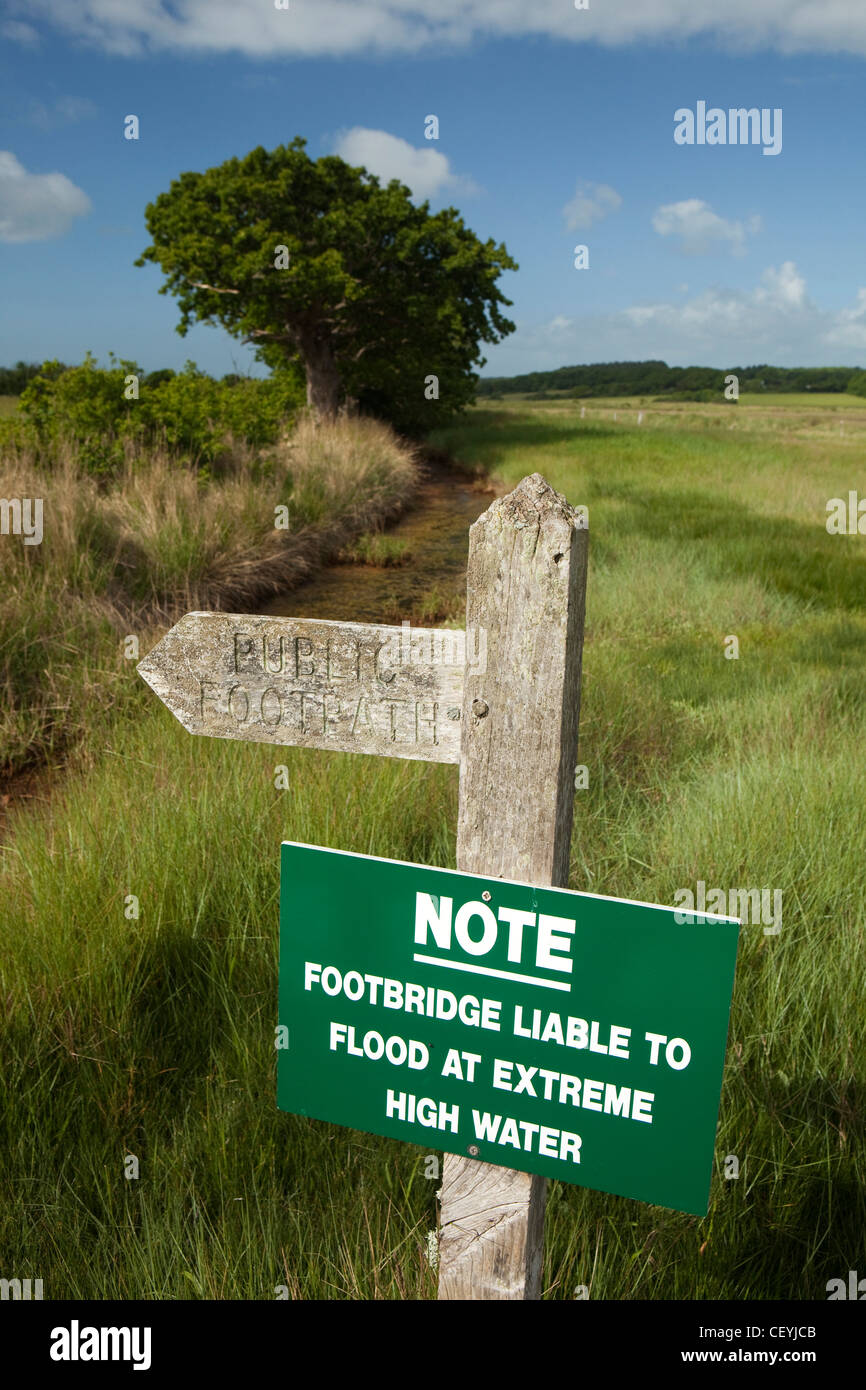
135,137,517,434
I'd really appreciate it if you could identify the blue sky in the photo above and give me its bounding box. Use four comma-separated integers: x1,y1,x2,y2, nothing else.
1,1,865,378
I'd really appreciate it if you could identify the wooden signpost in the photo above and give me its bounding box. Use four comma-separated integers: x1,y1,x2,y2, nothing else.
136,611,466,765
440,472,588,1298
139,473,591,1298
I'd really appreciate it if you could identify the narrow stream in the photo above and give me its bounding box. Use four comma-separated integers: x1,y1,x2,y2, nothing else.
261,466,492,624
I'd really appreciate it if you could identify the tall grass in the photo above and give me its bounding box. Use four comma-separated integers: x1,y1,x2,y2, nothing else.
429,399,866,1297
0,415,417,776
1,396,864,1298
337,532,411,567
0,708,452,1299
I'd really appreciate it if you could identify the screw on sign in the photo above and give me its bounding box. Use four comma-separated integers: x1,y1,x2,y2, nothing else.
138,474,739,1300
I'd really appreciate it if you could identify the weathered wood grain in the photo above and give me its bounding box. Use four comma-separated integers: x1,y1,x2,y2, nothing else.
137,612,467,763
438,472,589,1300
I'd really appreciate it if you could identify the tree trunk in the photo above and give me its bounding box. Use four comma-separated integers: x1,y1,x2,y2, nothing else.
300,334,341,419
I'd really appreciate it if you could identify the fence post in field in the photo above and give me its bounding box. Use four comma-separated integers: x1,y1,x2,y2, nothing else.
437,472,589,1300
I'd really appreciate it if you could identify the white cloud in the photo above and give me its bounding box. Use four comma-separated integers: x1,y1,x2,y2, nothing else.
57,96,98,121
332,128,479,201
823,288,866,349
500,264,866,371
1,20,40,46
563,182,622,231
652,199,761,256
11,0,866,58
619,261,810,343
754,259,807,309
0,152,91,243
25,96,98,130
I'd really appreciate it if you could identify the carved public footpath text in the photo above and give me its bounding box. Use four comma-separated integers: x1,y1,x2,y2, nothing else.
137,612,466,763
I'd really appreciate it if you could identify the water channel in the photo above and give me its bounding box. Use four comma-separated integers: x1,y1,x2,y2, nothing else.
261,464,493,624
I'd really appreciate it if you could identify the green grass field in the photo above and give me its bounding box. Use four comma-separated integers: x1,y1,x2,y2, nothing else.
736,391,866,407
1,395,864,1298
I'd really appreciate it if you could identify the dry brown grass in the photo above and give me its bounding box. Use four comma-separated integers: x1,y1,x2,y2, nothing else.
101,412,418,616
0,413,419,776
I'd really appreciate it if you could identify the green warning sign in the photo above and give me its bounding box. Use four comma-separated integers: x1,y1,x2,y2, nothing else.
278,842,740,1215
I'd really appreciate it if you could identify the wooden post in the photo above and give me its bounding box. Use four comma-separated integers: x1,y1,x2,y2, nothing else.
437,472,589,1300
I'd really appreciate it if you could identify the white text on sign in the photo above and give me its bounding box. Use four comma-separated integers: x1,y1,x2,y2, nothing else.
414,892,576,990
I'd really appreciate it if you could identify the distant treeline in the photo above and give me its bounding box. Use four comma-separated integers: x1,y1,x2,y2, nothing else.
5,356,866,406
0,361,260,396
477,360,866,400
0,361,58,395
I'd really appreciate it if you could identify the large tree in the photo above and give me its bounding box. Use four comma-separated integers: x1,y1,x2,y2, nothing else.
135,138,517,433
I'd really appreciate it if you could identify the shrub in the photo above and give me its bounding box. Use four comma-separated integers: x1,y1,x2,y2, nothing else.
18,354,139,473
143,368,177,389
13,355,306,475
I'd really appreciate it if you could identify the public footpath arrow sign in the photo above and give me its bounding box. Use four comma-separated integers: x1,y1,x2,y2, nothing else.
137,611,469,763
278,842,740,1216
